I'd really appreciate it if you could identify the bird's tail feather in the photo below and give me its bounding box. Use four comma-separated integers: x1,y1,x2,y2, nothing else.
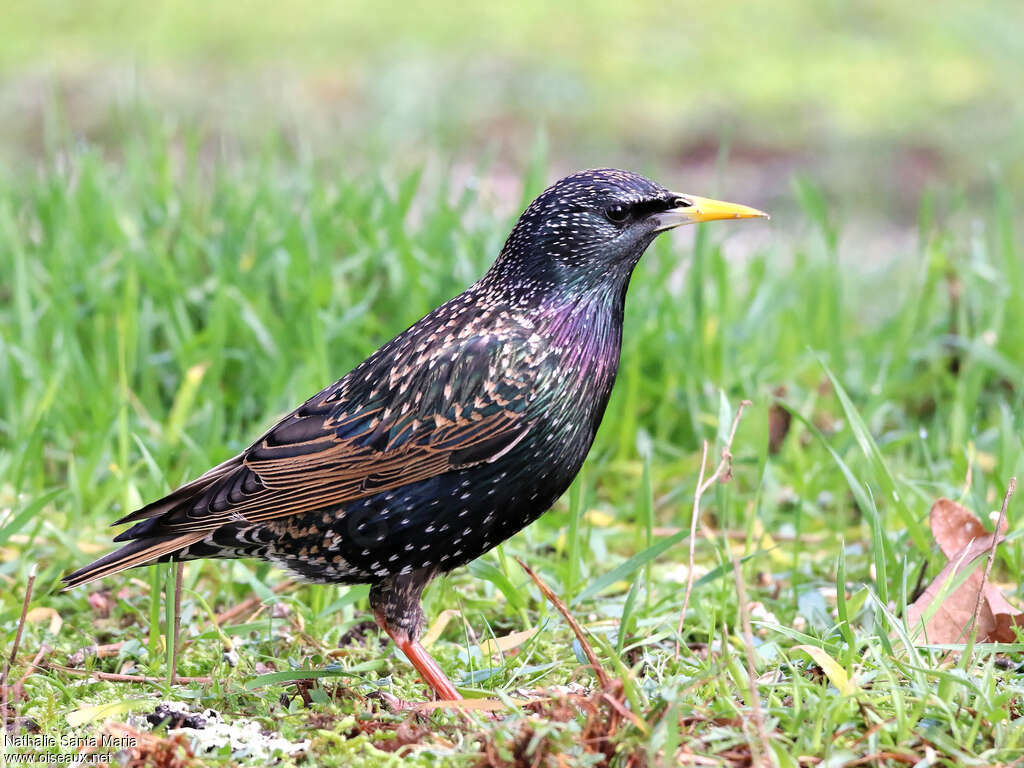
61,532,207,590
111,453,243,527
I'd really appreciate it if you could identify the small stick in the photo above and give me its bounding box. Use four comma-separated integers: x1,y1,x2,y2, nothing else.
13,645,50,703
44,663,213,685
171,561,185,684
1,564,37,733
675,400,751,659
516,558,612,691
732,556,771,767
602,690,648,732
214,579,298,625
675,440,709,659
967,478,1015,648
909,557,930,604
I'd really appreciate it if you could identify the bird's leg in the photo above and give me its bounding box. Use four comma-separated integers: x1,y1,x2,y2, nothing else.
370,571,462,702
372,610,462,702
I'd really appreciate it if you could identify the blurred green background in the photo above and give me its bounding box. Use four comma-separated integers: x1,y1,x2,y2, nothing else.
4,0,1023,220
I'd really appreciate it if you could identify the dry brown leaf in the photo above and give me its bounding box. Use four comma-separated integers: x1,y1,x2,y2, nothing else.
908,497,1021,644
97,723,199,768
906,536,995,643
989,612,1024,643
985,583,1021,617
984,584,1024,643
929,497,1004,558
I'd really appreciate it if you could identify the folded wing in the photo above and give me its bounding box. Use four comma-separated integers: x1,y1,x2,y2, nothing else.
63,331,541,588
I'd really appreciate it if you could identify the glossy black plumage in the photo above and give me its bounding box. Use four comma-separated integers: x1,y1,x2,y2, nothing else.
64,169,766,700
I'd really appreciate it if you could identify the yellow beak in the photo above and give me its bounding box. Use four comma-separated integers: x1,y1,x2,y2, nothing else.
653,194,769,231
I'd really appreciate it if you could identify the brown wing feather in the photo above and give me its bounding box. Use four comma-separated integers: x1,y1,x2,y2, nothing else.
113,331,540,540
150,412,525,533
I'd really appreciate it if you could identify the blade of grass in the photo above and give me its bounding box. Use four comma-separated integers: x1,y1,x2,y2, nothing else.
819,358,928,550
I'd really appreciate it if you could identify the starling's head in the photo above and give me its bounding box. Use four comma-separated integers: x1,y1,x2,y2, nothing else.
491,168,767,292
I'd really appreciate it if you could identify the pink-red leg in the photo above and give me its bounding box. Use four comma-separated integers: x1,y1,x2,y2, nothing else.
374,609,462,701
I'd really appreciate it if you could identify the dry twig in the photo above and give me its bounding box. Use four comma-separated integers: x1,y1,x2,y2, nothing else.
44,663,213,685
516,557,612,691
675,400,752,658
732,556,772,766
676,440,710,660
965,477,1015,648
214,579,298,625
171,561,185,684
1,564,37,733
13,645,50,703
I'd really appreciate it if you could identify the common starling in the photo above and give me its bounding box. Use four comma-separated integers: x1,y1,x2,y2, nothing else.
64,169,767,701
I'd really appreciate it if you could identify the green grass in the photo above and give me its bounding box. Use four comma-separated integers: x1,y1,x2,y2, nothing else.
2,126,1023,766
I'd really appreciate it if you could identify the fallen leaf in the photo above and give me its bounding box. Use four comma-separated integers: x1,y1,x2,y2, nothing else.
791,645,857,695
989,612,1024,643
906,537,994,644
420,609,462,649
478,627,539,656
66,699,144,727
907,497,1020,645
985,584,1022,617
929,498,1003,558
26,606,62,635
984,584,1024,643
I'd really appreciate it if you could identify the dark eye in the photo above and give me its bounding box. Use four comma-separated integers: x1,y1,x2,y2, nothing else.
605,203,630,223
